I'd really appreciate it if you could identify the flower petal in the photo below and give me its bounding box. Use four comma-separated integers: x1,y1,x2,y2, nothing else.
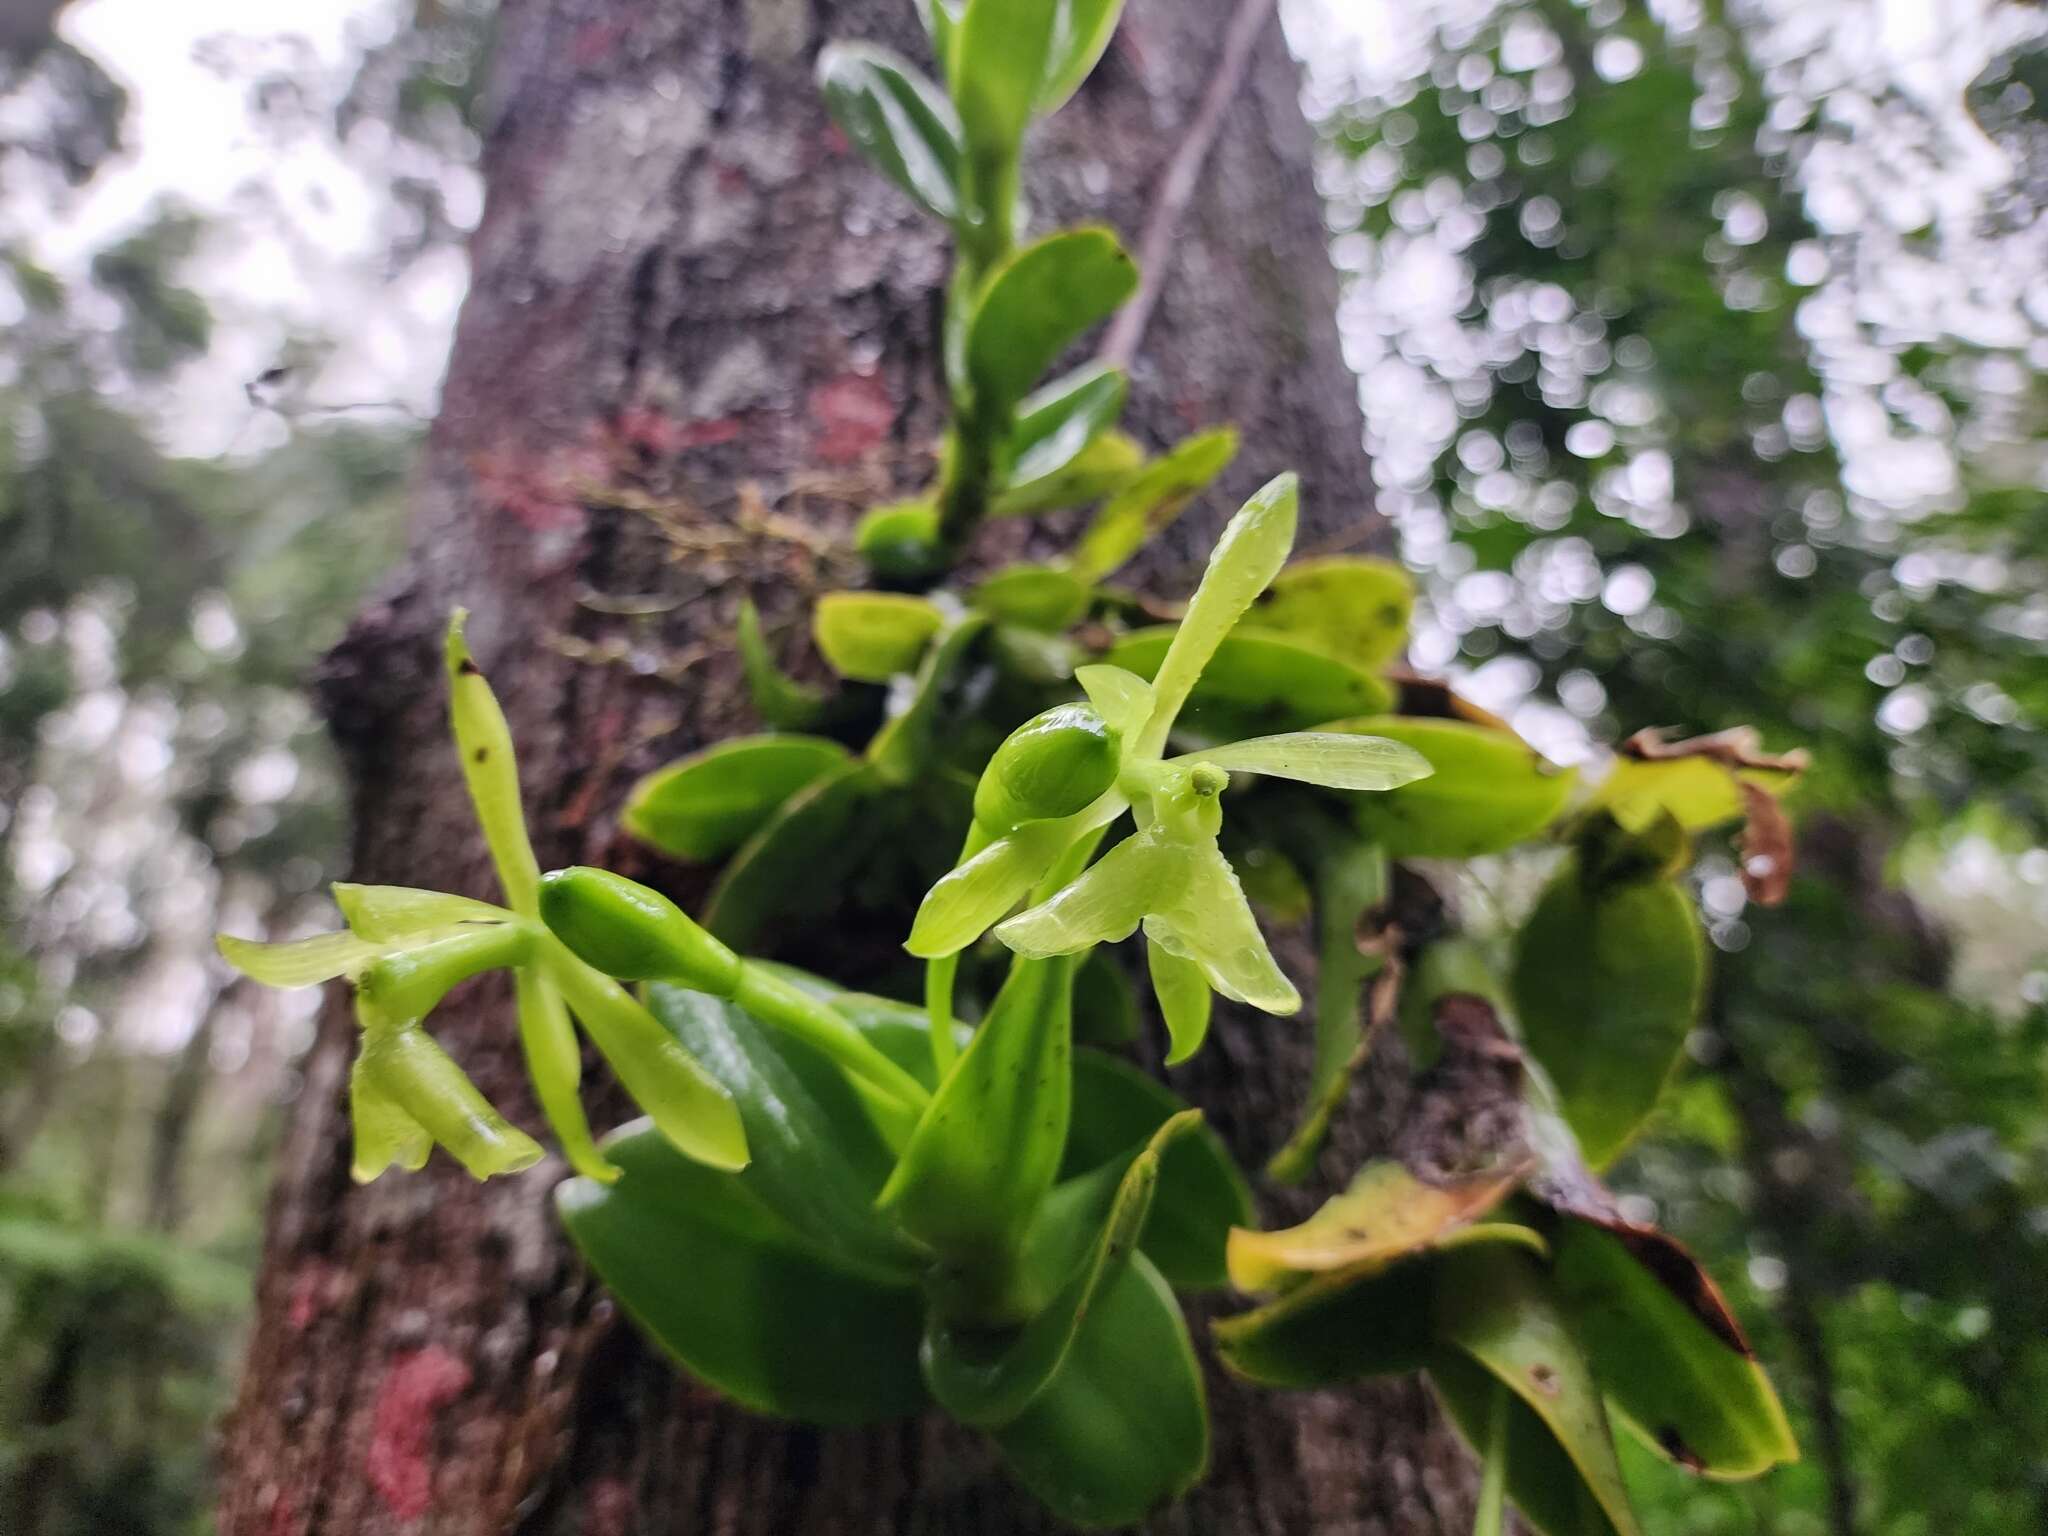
217,930,389,989
1075,663,1155,745
1188,732,1431,793
997,828,1189,957
1145,839,1301,1015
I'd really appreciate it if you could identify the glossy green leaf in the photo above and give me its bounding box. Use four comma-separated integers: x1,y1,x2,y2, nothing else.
1227,1159,1531,1294
332,884,507,942
1328,716,1579,858
1475,1381,1511,1536
1214,1253,1441,1388
1251,555,1415,670
1005,363,1127,489
1068,428,1239,584
969,563,1092,632
817,43,963,222
967,228,1137,419
647,984,922,1281
950,0,1059,162
1432,1248,1641,1536
621,734,850,864
876,955,1075,1280
1430,1350,1629,1536
556,1119,926,1424
1147,939,1212,1064
513,968,615,1184
1511,861,1704,1169
1268,837,1385,1183
990,1254,1207,1529
216,930,391,989
706,761,875,951
1071,946,1137,1045
1064,1048,1250,1289
736,600,829,729
1190,730,1432,792
865,613,990,786
993,428,1144,517
814,591,944,681
1036,0,1126,115
355,1021,545,1181
539,937,749,1172
1550,1221,1797,1479
445,610,542,915
1592,727,1806,834
853,499,946,581
924,1111,1199,1427
1110,629,1395,748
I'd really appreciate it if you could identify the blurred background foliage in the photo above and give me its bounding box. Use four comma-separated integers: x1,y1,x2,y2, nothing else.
0,1,2042,1532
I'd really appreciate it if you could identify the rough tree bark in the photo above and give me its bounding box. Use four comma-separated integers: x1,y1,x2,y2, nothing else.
218,1,1482,1531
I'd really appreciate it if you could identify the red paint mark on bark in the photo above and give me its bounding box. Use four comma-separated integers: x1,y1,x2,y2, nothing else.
366,1347,472,1520
613,406,743,456
822,122,851,157
469,436,608,536
572,20,628,68
583,1478,636,1536
286,1260,349,1332
713,160,750,196
810,372,895,465
260,1491,298,1536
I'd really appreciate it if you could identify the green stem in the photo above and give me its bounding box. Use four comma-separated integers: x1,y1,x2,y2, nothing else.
927,822,995,1076
1473,1380,1509,1536
732,964,932,1114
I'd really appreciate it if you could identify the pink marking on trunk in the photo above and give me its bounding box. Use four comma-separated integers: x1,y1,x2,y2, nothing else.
582,1478,637,1536
365,1347,472,1520
810,371,895,465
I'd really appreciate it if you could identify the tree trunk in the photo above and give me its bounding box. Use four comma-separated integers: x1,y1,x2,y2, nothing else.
217,1,1478,1531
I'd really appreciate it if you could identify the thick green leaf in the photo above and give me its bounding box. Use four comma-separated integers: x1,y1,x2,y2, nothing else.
646,985,922,1281
1328,716,1578,857
1592,727,1806,834
814,591,944,681
1068,428,1239,583
990,1254,1207,1529
705,761,875,951
970,563,1092,633
817,43,963,222
865,613,990,785
1550,1221,1797,1479
853,499,946,582
1432,1248,1641,1536
1006,363,1127,489
877,956,1076,1286
949,0,1059,162
967,228,1137,419
622,734,851,863
1190,730,1432,792
1109,629,1394,747
1511,862,1704,1169
924,1111,1199,1427
1072,946,1138,1046
556,1120,926,1425
1214,1254,1440,1388
994,428,1144,517
1228,1160,1532,1294
1250,555,1415,670
736,600,828,729
1431,1350,1629,1536
1064,1048,1250,1288
1036,0,1126,115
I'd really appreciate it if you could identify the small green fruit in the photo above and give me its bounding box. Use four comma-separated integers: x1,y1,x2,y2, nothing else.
973,703,1120,834
539,867,743,994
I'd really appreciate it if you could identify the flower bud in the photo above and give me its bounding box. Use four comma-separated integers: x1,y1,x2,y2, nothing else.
538,866,743,994
973,703,1119,835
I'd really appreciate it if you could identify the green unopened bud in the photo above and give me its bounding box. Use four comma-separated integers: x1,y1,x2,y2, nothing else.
355,923,532,1023
538,867,744,994
973,703,1119,835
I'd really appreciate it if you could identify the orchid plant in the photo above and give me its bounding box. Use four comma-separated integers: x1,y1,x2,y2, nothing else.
219,1,1810,1529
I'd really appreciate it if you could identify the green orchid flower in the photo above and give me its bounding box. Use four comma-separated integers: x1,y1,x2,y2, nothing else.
906,473,1432,1060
